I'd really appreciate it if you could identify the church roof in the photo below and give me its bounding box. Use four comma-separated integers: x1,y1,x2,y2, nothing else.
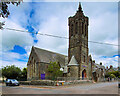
68,55,79,66
32,46,67,67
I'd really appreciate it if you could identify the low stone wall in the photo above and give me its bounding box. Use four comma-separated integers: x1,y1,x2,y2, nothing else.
19,80,56,86
19,80,92,86
63,80,92,85
19,81,31,85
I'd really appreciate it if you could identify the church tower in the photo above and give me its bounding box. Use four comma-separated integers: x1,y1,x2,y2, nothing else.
68,3,89,79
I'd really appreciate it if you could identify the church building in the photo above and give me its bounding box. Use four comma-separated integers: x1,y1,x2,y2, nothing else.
27,3,105,81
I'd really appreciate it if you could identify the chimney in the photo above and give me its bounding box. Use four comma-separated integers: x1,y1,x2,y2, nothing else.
100,62,102,65
106,66,108,69
110,65,113,69
93,60,95,63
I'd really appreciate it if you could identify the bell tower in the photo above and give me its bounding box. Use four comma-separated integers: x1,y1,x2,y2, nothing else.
68,3,89,79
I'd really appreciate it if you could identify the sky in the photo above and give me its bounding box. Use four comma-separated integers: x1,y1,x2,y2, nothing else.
0,1,119,69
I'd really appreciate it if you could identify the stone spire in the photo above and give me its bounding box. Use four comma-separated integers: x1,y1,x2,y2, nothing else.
78,2,83,13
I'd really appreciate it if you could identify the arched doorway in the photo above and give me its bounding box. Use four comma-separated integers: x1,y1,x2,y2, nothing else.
82,69,87,80
92,72,97,82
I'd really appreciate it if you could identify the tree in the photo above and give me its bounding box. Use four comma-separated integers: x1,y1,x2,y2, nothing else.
47,62,63,80
2,65,21,79
0,22,5,29
0,0,22,18
0,68,2,77
0,0,22,29
105,73,110,78
105,71,120,78
19,68,27,81
110,74,116,78
112,71,120,77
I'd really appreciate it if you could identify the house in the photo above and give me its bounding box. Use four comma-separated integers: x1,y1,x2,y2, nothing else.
92,61,105,82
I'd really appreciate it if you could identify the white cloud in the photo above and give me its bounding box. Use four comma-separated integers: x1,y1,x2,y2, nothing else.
0,60,27,69
1,51,28,69
2,52,20,61
1,19,34,51
91,54,118,68
24,45,33,58
89,12,118,41
88,9,118,57
8,2,32,27
35,14,70,55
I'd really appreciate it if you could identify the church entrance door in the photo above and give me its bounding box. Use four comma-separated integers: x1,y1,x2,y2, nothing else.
82,69,87,80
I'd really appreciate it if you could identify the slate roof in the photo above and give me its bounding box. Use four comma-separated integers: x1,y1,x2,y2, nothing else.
92,63,105,72
68,55,79,66
33,46,67,67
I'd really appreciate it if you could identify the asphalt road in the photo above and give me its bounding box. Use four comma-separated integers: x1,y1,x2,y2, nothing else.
1,81,119,94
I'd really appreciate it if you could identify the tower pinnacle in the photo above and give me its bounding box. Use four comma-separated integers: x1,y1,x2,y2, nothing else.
78,2,83,13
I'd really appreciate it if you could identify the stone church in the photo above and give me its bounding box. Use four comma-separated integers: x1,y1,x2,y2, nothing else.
27,3,105,81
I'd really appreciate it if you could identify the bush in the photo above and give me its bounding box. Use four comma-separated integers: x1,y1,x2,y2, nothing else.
105,73,110,78
105,71,120,78
110,74,116,78
47,62,63,80
118,76,120,79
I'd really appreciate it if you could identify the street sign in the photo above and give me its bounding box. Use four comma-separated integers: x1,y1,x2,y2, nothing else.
82,65,87,68
41,74,45,80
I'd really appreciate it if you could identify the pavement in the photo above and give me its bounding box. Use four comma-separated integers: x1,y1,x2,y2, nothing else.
1,81,119,94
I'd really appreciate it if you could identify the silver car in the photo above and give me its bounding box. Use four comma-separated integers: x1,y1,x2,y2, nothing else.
6,79,19,86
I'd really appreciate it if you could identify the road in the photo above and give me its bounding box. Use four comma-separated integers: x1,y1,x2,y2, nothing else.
1,81,119,94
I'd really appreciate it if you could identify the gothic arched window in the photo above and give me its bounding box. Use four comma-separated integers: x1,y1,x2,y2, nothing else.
68,68,70,73
82,22,84,34
71,24,73,36
85,24,87,36
84,55,85,62
75,22,78,34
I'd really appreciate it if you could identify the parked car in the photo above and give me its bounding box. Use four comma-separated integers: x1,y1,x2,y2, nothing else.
6,79,19,86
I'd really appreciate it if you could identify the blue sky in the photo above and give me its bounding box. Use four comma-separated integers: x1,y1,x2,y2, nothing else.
0,1,119,69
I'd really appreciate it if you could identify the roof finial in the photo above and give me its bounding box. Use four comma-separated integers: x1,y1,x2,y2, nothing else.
78,2,83,12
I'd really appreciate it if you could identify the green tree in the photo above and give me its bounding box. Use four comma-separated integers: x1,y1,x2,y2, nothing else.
105,71,120,78
47,62,63,80
118,76,120,79
110,74,116,78
19,68,27,81
105,73,110,78
2,65,21,79
113,71,120,77
0,68,2,77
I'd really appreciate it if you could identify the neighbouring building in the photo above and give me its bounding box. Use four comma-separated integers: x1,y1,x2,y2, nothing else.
106,65,118,73
27,3,106,82
92,61,106,82
88,55,93,80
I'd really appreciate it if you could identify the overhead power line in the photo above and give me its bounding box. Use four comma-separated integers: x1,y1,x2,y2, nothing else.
3,27,119,46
